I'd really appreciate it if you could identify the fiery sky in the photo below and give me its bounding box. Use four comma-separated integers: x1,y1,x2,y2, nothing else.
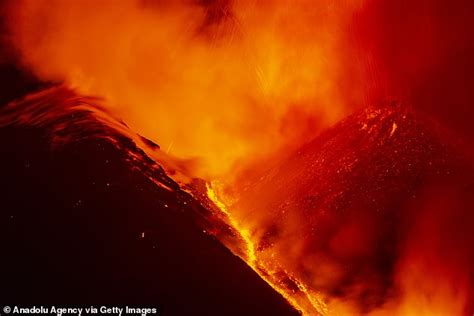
5,0,370,179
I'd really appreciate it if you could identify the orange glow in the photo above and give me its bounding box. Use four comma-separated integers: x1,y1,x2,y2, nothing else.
4,1,474,315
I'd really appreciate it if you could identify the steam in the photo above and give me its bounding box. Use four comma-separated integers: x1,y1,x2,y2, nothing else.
5,0,366,179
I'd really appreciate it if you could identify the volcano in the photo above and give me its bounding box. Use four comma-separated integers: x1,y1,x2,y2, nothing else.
0,86,299,316
226,103,474,314
1,0,474,314
1,85,473,315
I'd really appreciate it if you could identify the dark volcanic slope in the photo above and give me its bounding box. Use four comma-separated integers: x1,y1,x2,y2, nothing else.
0,88,298,316
239,105,455,217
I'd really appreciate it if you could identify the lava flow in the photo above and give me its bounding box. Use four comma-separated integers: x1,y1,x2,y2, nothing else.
206,182,328,315
206,104,474,315
2,0,474,315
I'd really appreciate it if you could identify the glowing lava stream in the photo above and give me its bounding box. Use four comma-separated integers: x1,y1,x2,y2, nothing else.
206,182,328,316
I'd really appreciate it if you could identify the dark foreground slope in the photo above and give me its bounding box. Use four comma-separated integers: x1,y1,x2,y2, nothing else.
0,88,298,316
